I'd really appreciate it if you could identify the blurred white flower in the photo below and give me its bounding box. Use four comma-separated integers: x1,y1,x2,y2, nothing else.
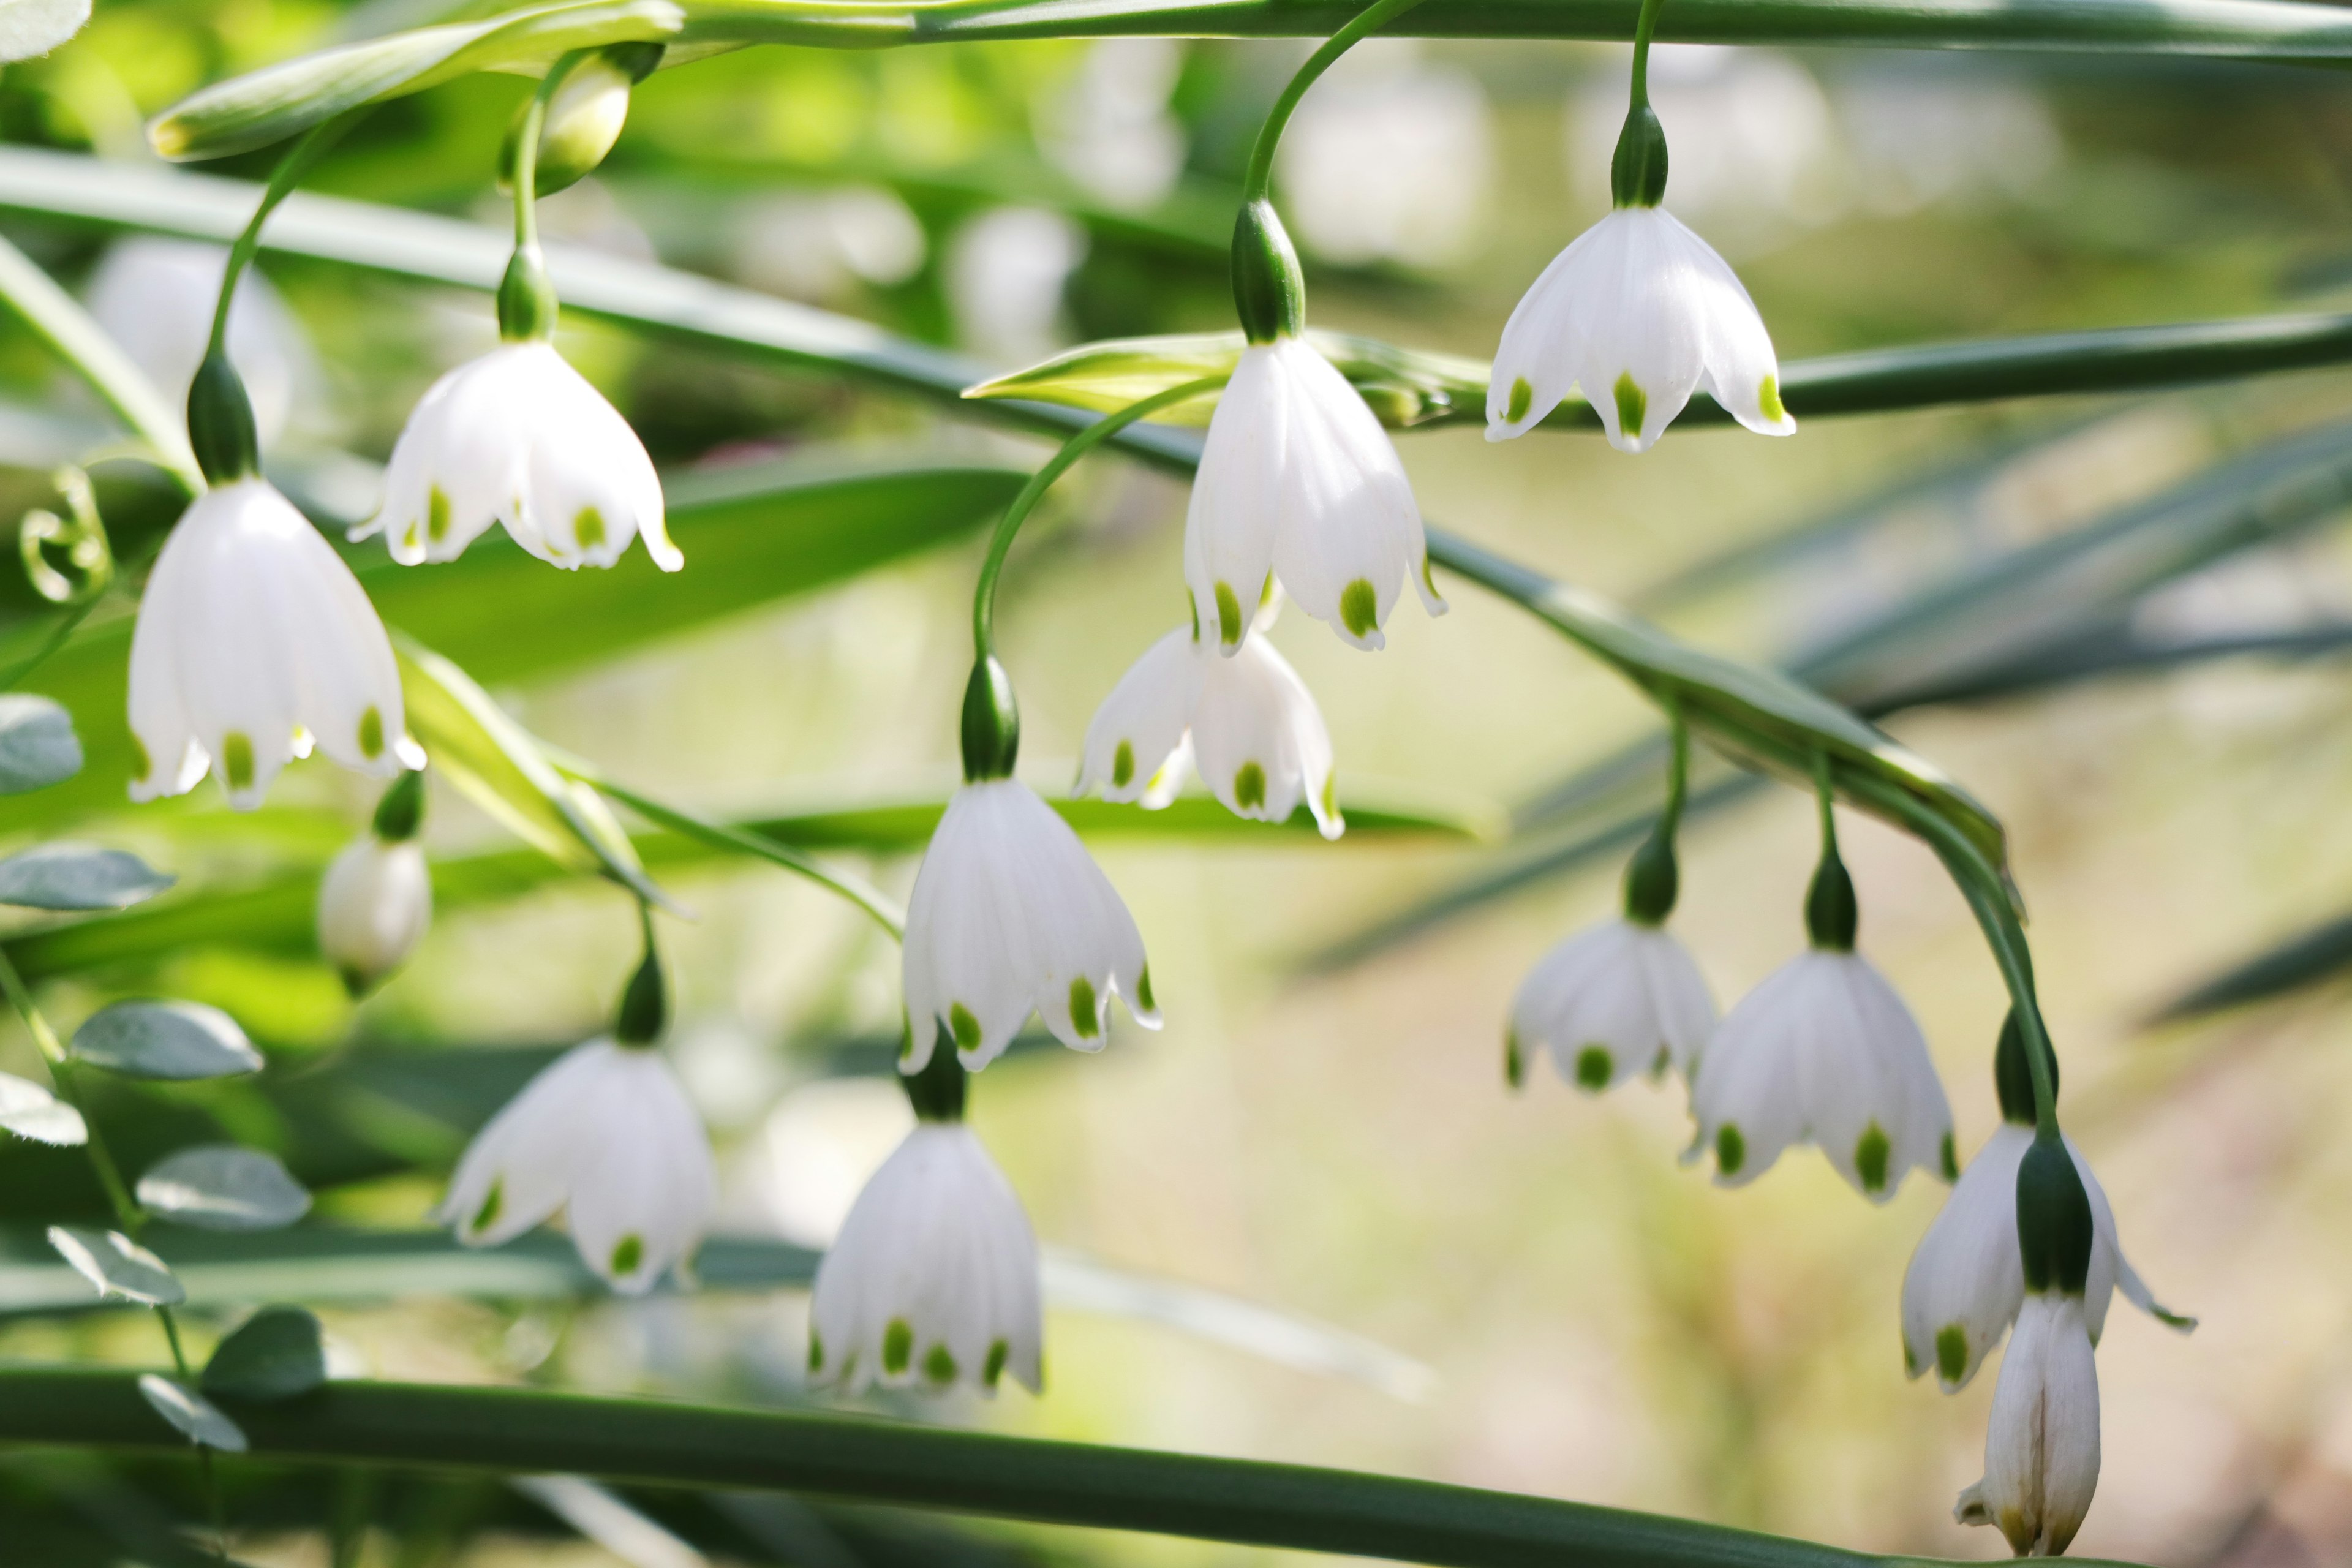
1508,919,1714,1091
1039,39,1188,211
1486,206,1792,451
1956,1291,2101,1556
316,834,431,996
1687,950,1952,1200
809,1120,1042,1396
361,341,678,571
129,478,417,810
945,206,1088,366
1832,71,2060,216
1187,336,1443,653
902,778,1158,1072
84,237,314,445
1276,41,1492,270
1077,606,1340,837
439,1038,717,1294
731,186,928,303
746,1077,913,1247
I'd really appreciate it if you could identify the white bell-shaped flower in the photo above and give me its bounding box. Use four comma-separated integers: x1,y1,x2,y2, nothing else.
1485,206,1794,454
903,778,1158,1072
1956,1291,2101,1557
316,834,431,995
363,341,679,572
1077,606,1340,838
1508,918,1715,1091
808,1121,1042,1396
1185,336,1444,654
1687,949,1953,1200
129,477,419,811
437,1038,716,1294
1904,1121,2188,1393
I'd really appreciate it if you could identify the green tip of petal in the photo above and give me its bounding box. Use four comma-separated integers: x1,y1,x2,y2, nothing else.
807,1331,824,1372
1234,761,1266,810
575,507,606,551
1758,374,1785,424
609,1234,643,1278
1504,1030,1524,1088
358,705,385,761
1339,579,1378,639
984,1338,1009,1388
924,1343,957,1384
882,1318,913,1375
1940,1131,1958,1182
1134,965,1155,1013
1715,1123,1746,1177
1574,1046,1611,1091
1855,1123,1891,1193
222,731,254,793
1068,976,1098,1039
1505,375,1532,424
1112,741,1134,790
1936,1324,1969,1386
1215,582,1243,647
427,485,452,543
949,1003,982,1057
470,1178,504,1235
1612,372,1646,445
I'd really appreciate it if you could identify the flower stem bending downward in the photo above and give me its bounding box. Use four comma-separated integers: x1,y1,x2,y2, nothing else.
206,111,365,361
499,52,587,343
1611,0,1673,205
1238,0,1436,206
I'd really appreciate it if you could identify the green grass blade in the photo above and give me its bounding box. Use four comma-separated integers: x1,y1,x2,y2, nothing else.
2149,910,2352,1020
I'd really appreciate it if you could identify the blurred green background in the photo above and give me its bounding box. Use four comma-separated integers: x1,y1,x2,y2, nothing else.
4,4,2352,1563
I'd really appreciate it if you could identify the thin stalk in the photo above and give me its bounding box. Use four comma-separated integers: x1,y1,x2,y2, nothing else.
1660,703,1687,832
1240,0,1436,203
1628,0,1671,105
206,110,363,358
509,58,582,258
971,376,1223,657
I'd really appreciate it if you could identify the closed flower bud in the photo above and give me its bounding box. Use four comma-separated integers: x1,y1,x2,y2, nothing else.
316,832,431,997
1956,1291,2101,1556
500,45,662,198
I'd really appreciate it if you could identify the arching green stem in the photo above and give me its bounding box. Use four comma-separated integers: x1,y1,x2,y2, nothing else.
1240,0,1436,205
1627,0,1672,110
497,51,586,341
205,110,364,359
971,376,1225,659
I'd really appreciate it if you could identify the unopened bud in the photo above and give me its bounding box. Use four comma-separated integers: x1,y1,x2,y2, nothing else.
500,44,663,198
1621,821,1679,926
317,834,432,997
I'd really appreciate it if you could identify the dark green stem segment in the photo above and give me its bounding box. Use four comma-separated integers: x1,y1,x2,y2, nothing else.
371,767,426,842
1803,761,1856,951
960,654,1022,782
614,903,665,1046
1610,0,1673,205
1621,706,1686,925
497,52,585,342
902,1027,969,1120
2015,1135,2094,1294
1992,1007,2058,1126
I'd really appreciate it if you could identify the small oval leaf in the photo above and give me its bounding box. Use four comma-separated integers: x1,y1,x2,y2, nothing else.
71,1000,261,1080
0,1068,83,1145
0,843,174,910
138,1145,312,1231
203,1305,328,1401
137,1373,248,1452
47,1224,184,1305
0,693,80,793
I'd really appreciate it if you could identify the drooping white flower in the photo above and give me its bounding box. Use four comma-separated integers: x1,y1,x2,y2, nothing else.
437,1038,716,1294
1956,1291,2101,1557
1686,949,1952,1200
1485,206,1793,453
1508,918,1715,1091
316,832,432,996
808,1121,1042,1396
129,477,420,811
1076,612,1340,837
1904,1123,2189,1393
902,779,1158,1072
362,341,679,573
1185,335,1444,654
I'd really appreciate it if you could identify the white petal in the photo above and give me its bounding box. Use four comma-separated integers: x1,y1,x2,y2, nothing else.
1077,627,1199,805
1975,1293,2100,1556
1511,920,1715,1091
1188,631,1338,834
316,834,433,993
1902,1123,2030,1391
438,1039,611,1246
1183,345,1284,653
560,1046,717,1292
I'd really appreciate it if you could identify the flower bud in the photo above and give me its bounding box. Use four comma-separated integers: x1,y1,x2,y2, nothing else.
959,655,1021,782
1621,821,1678,925
1958,1291,2101,1556
1231,198,1305,344
500,44,663,199
317,834,432,997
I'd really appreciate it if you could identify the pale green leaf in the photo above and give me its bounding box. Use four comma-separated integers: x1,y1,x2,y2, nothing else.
46,1225,184,1305
0,1069,83,1145
202,1305,328,1401
0,843,173,911
70,999,262,1080
136,1373,247,1451
0,693,77,794
137,1145,314,1232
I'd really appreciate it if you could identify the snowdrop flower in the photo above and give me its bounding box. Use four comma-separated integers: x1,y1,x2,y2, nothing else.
1076,598,1341,837
1904,1015,2191,1392
129,475,418,811
1686,815,1951,1199
1509,919,1714,1091
363,340,679,572
316,769,431,996
809,1116,1042,1396
438,943,714,1292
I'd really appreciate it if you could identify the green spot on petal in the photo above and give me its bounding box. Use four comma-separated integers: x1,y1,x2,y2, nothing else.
470,1178,503,1235
1574,1046,1612,1091
1068,976,1098,1039
1339,578,1378,639
1188,590,1200,643
129,732,149,783
1234,761,1265,810
222,731,254,793
426,485,451,543
1134,965,1155,1013
924,1344,957,1384
1214,582,1243,647
1936,1324,1968,1386
984,1338,1009,1388
1503,1030,1524,1088
1903,1340,1920,1376
1320,772,1336,821
358,705,385,761
949,1003,981,1057
575,507,606,551
1855,1122,1891,1193
1758,374,1785,424
1940,1131,1958,1182
1112,741,1134,790
1506,375,1532,424
1715,1123,1746,1176
882,1318,913,1374
609,1233,643,1278
807,1330,824,1372
1613,372,1647,444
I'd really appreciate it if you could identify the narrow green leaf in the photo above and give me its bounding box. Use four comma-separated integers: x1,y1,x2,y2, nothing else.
203,1305,328,1401
45,1225,184,1305
0,1069,83,1145
2149,908,2352,1022
137,1145,314,1232
70,999,262,1080
0,843,173,911
0,694,78,794
135,1373,247,1452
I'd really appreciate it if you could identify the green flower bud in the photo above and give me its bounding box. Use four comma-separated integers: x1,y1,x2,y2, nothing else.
1622,821,1679,926
371,767,427,843
187,349,260,484
614,937,666,1046
1804,843,1858,952
1231,198,1305,344
2015,1136,2095,1296
959,655,1021,782
500,44,663,198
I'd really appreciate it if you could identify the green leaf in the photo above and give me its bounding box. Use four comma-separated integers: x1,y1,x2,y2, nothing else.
149,0,686,160
2148,908,2352,1022
0,694,78,794
45,1225,183,1305
135,1373,247,1452
0,844,173,911
136,1145,314,1232
0,1069,83,1145
70,1000,262,1080
202,1305,328,1401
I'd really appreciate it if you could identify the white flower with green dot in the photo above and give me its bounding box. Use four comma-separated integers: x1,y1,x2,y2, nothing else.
1686,787,1952,1200
1077,590,1341,837
317,767,434,997
809,1051,1041,1396
129,352,420,810
437,934,715,1294
1483,33,1792,453
1903,1012,2192,1395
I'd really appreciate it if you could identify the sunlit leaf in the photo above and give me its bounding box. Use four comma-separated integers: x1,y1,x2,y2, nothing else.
135,1373,246,1451
137,1145,313,1232
69,1000,261,1080
0,1069,82,1145
0,694,77,794
45,1225,183,1305
0,843,173,911
203,1305,328,1401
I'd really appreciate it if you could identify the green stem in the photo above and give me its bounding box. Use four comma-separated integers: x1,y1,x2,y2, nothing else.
206,110,362,360
971,376,1223,658
1240,0,1437,204
1628,0,1670,105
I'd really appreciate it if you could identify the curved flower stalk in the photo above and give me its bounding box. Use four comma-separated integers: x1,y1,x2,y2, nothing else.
1077,594,1341,837
438,932,715,1293
809,1052,1042,1396
1686,790,1951,1199
1903,1015,2192,1392
1483,0,1792,452
358,55,679,573
317,768,433,995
